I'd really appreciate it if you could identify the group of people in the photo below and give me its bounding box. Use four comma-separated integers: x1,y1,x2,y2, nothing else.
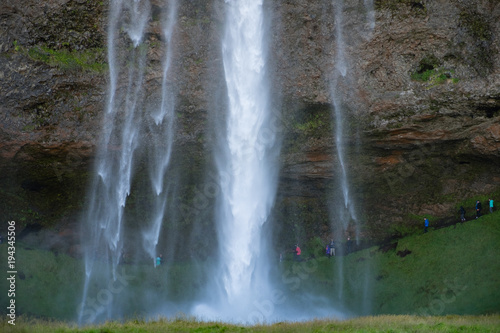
283,236,353,263
427,198,495,233
325,237,353,257
475,198,494,218
459,198,494,221
288,199,496,259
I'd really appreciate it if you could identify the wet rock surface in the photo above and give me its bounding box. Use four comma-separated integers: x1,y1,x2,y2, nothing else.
0,0,499,248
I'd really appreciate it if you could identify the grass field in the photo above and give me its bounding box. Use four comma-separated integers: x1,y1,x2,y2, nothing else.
0,211,498,329
1,315,500,332
277,211,500,316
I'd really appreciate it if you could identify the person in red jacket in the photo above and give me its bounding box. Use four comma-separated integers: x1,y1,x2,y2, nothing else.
295,244,301,261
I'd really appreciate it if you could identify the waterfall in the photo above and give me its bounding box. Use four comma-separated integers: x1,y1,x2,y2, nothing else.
75,0,376,324
142,1,178,267
331,0,375,231
334,0,347,78
364,0,375,33
194,0,278,322
331,0,357,233
79,0,151,323
219,0,276,309
329,0,373,312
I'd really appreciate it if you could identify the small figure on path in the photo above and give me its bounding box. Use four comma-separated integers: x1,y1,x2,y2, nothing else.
424,217,429,233
329,239,336,257
476,200,482,218
459,206,466,222
294,244,301,261
489,198,494,214
346,236,352,254
156,254,163,267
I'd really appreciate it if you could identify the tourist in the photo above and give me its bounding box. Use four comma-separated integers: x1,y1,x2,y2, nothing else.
156,254,163,267
294,244,301,261
489,198,494,213
346,236,352,254
424,217,429,233
459,206,466,222
476,200,482,218
329,239,336,256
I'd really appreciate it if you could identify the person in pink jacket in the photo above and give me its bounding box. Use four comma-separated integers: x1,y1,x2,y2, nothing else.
295,244,301,261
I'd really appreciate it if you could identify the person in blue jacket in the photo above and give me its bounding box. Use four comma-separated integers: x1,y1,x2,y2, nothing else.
489,198,494,214
424,217,429,233
156,254,163,267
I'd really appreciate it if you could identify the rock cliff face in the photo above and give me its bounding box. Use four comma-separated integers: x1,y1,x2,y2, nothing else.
1,0,499,252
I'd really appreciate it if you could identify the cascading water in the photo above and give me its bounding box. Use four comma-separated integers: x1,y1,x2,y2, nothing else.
330,0,375,240
76,0,375,324
329,0,374,313
218,0,277,313
194,0,278,322
331,0,357,233
364,0,375,33
79,0,151,324
329,0,354,305
334,0,347,78
142,1,178,268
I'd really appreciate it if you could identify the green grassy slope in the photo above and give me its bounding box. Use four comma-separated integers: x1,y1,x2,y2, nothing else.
371,213,500,315
286,211,500,316
0,212,498,323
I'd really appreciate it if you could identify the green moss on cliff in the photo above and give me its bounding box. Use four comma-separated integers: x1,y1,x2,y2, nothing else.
459,11,492,42
294,113,328,134
282,103,332,154
26,45,107,73
411,55,459,87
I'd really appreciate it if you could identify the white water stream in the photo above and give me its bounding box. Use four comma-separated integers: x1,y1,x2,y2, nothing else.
79,0,171,323
219,0,276,309
78,0,376,324
330,0,374,309
142,0,177,268
194,0,278,322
